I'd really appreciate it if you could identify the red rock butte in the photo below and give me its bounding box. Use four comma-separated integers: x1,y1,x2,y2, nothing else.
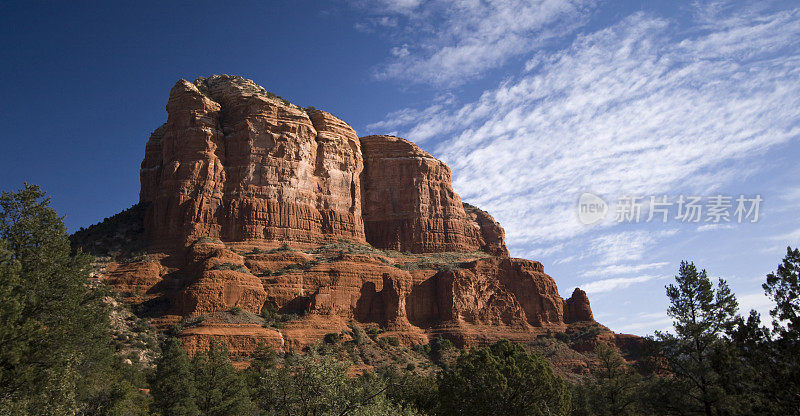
88,74,613,356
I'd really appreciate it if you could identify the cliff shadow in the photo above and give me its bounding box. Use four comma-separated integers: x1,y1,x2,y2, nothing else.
406,274,443,329
354,281,387,326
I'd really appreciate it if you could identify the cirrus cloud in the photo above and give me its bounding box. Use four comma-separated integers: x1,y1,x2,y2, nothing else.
354,0,595,86
369,6,800,256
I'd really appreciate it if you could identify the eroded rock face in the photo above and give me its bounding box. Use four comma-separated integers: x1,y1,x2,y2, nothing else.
174,241,267,315
360,135,509,255
140,75,365,247
82,75,603,354
462,203,509,257
564,288,594,323
405,257,568,344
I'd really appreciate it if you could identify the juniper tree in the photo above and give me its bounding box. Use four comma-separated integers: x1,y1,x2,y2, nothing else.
250,350,418,416
438,340,571,416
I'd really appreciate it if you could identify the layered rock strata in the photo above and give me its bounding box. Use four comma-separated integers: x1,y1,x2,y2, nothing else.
83,75,603,355
140,76,365,247
360,135,508,255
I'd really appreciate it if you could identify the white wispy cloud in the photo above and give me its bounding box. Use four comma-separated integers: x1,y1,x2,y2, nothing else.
587,230,676,266
521,243,566,259
771,227,800,242
615,317,673,335
608,310,672,334
738,291,774,312
354,0,594,86
368,6,800,256
781,187,800,201
580,274,662,294
583,261,669,278
696,223,735,232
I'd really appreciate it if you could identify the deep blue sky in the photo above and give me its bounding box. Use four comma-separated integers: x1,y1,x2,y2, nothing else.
2,0,799,335
0,1,417,229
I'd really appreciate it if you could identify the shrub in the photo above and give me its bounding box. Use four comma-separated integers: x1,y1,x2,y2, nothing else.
366,327,384,339
260,304,300,328
266,242,292,254
438,340,571,416
210,262,248,272
193,236,221,244
382,337,400,347
348,323,364,344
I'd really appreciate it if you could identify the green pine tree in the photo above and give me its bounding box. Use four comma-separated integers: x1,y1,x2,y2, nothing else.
0,184,118,415
150,337,200,416
571,343,642,416
654,261,739,416
763,246,800,338
192,339,254,416
760,247,800,411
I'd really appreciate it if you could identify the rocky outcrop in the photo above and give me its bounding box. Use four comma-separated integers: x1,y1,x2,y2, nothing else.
360,135,508,255
564,288,594,323
405,257,568,345
140,75,365,247
140,77,507,256
174,240,267,315
76,74,606,356
462,203,509,257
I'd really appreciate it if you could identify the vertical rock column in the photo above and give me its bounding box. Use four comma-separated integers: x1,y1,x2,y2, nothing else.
360,134,508,255
140,79,226,247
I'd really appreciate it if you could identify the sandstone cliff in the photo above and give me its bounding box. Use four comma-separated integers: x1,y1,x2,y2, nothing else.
140,76,364,247
78,75,606,357
360,135,508,256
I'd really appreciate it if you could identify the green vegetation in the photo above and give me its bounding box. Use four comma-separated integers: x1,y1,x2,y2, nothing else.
3,183,800,415
571,343,643,416
210,262,249,273
308,239,388,256
69,202,147,259
652,261,740,414
303,240,489,272
268,242,292,253
150,338,199,416
438,340,571,416
260,304,301,329
1,184,151,414
193,340,254,415
570,256,800,415
259,259,321,277
248,350,414,415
